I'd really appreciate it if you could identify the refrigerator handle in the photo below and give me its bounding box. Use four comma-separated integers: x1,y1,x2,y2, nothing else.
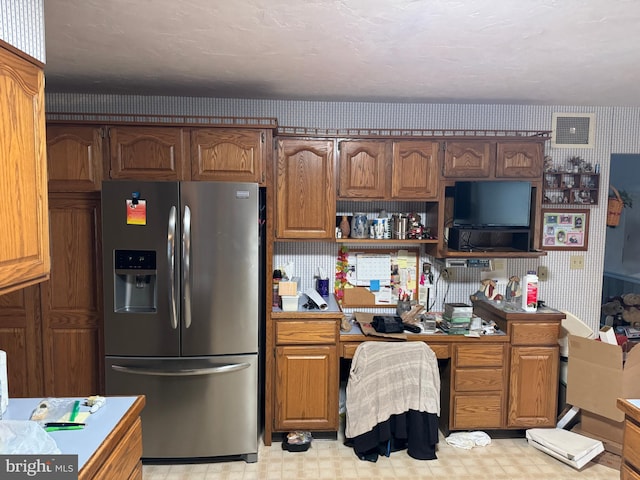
182,204,192,329
111,362,251,376
168,206,178,330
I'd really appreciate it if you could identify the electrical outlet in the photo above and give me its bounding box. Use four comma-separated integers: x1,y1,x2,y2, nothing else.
570,255,585,270
538,265,549,281
441,268,456,281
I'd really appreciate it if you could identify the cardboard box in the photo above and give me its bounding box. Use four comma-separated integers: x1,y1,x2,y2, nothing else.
567,335,640,450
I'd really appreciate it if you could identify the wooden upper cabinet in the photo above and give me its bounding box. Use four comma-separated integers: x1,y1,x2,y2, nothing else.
338,140,387,198
47,125,104,191
443,141,492,178
496,142,543,178
191,128,267,183
392,141,439,199
0,44,50,295
108,126,189,180
276,139,335,239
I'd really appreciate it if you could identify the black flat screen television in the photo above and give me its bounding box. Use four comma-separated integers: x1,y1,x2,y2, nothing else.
453,181,532,228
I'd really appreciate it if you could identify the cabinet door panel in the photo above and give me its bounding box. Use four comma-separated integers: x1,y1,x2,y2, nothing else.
47,125,104,191
508,346,558,427
496,142,543,178
109,127,188,180
443,141,492,178
392,141,439,199
0,286,43,396
41,195,103,396
275,345,338,431
0,46,50,294
191,128,265,183
276,139,335,239
338,140,387,198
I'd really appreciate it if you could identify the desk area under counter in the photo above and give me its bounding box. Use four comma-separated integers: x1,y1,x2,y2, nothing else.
3,395,145,480
265,295,565,443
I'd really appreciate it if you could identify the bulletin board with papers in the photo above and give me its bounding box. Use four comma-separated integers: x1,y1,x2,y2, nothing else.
342,248,419,307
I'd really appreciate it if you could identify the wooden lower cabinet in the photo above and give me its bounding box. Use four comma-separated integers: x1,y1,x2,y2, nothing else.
619,399,640,480
507,345,559,427
272,316,340,434
275,345,338,431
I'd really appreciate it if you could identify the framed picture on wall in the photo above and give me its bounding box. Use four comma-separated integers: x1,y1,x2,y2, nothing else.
541,208,590,251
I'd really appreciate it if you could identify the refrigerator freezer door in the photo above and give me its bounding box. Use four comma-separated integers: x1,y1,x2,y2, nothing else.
180,182,259,356
105,355,258,459
102,181,181,356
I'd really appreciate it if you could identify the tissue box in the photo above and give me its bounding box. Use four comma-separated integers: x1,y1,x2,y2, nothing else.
281,295,299,312
278,281,297,296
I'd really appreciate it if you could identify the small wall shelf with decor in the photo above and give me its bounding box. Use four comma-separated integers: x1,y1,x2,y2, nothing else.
543,155,600,206
543,172,599,205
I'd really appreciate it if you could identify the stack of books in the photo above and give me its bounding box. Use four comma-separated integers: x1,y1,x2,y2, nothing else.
441,303,473,334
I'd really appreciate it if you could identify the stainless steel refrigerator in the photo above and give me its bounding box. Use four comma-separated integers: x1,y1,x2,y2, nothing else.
101,181,262,462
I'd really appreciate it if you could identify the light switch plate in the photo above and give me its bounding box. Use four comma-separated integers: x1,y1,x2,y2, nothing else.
537,265,549,281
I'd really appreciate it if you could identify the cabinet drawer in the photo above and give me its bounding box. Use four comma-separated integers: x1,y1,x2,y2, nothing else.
454,368,504,392
455,345,504,367
342,341,449,359
511,322,560,346
276,320,337,345
426,343,450,359
451,394,503,430
341,342,359,359
624,420,640,472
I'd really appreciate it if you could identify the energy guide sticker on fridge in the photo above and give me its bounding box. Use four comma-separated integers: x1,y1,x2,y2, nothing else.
126,199,147,225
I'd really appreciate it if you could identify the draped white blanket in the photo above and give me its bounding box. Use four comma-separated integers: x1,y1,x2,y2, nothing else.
345,341,440,439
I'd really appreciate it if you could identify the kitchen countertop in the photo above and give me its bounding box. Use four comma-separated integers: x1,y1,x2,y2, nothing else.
272,291,342,315
3,396,141,471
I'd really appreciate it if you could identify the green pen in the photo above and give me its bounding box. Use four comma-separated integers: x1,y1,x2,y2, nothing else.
69,400,80,422
45,425,84,432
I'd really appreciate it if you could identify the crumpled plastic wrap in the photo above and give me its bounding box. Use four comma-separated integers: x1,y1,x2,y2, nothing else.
29,398,76,425
445,431,492,449
0,420,61,454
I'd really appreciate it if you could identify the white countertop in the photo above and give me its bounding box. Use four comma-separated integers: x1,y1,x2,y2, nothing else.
3,396,138,470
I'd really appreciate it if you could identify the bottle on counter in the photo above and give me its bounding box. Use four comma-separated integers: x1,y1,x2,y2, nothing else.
522,271,539,312
272,269,283,308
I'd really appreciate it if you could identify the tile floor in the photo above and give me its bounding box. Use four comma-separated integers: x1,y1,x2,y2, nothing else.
142,428,619,480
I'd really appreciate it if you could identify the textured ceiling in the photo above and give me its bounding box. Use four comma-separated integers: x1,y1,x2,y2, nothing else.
43,0,640,106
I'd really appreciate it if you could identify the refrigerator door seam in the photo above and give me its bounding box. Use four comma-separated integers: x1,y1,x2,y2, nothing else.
111,362,251,376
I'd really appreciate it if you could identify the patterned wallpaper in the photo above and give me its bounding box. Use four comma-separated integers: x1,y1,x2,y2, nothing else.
46,93,640,332
0,0,45,61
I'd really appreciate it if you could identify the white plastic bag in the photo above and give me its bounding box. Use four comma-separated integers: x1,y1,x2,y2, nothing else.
0,420,60,454
445,431,492,449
